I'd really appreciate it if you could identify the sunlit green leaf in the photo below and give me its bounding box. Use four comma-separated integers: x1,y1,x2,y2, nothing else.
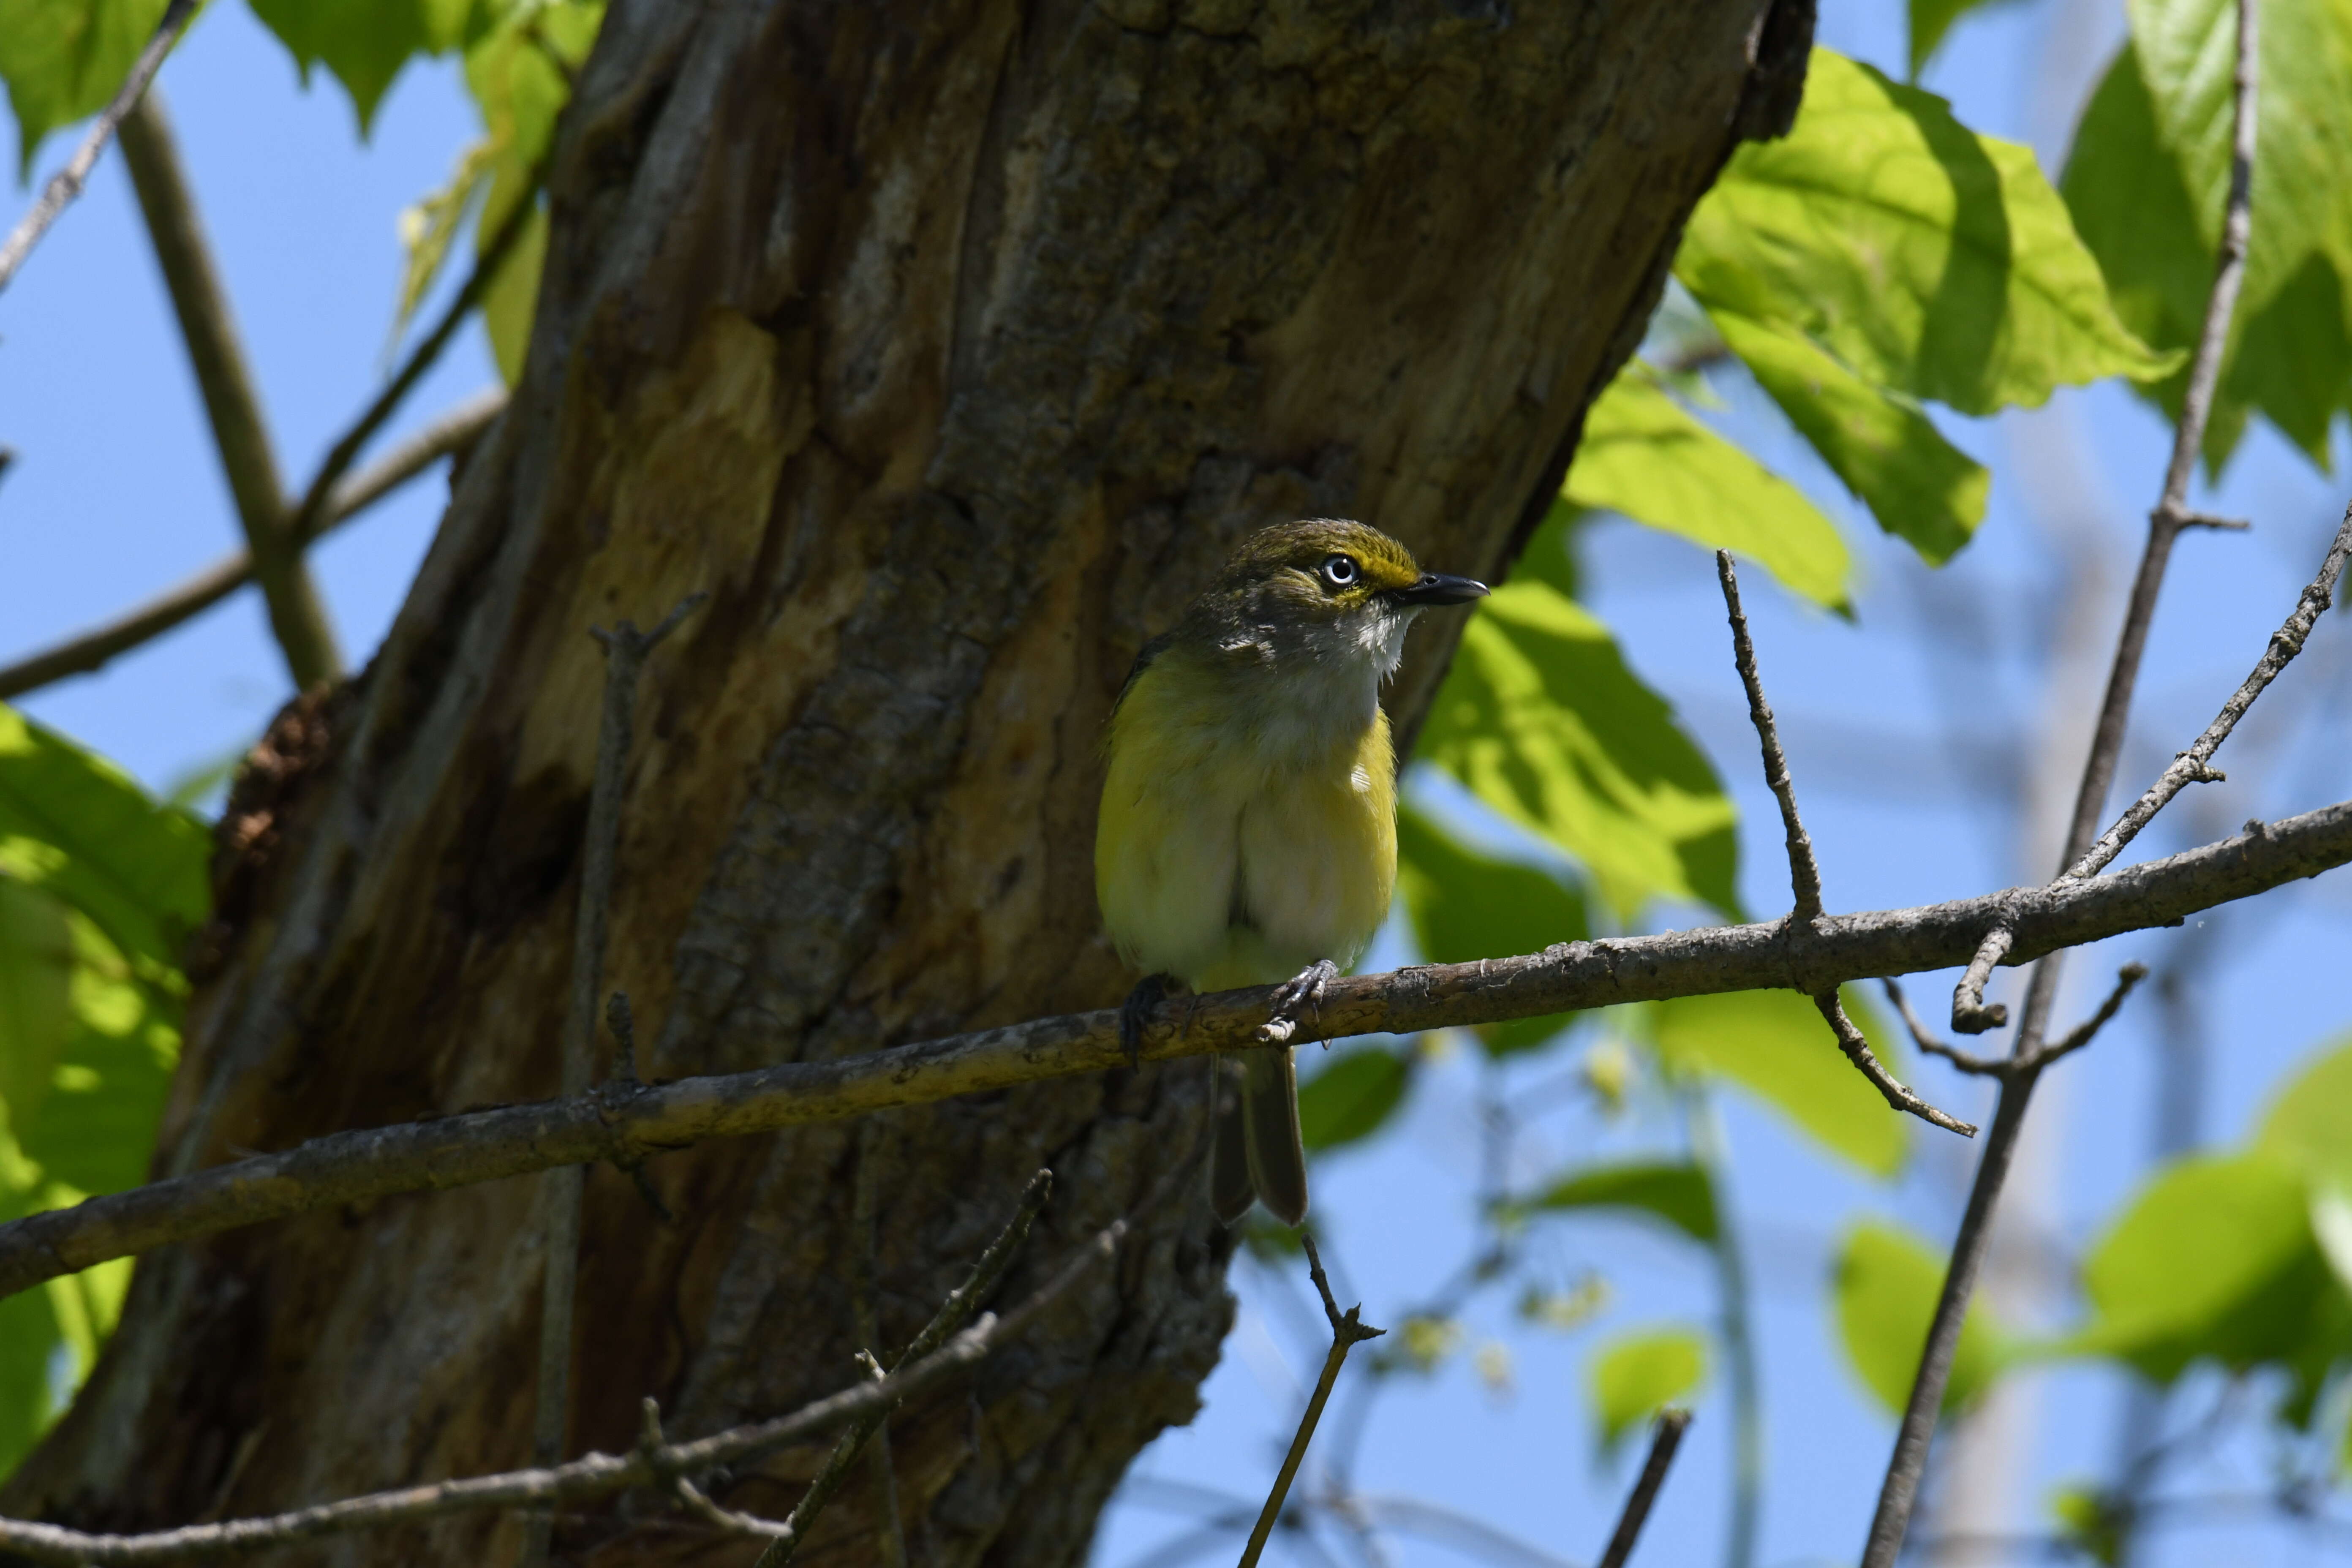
2255,1031,2352,1193
0,0,169,180
1683,51,2178,418
1297,1046,1411,1154
1564,370,1851,610
19,916,175,1196
0,1136,63,1474
0,878,74,1137
1650,987,1911,1177
0,705,208,978
1513,1159,1718,1244
2065,1,2352,470
1587,1326,1707,1451
1711,309,1990,564
1418,580,1738,922
2072,1152,2333,1382
247,0,472,132
392,135,497,345
1834,1220,2008,1417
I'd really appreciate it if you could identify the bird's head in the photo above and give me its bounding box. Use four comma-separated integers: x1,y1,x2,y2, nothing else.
1200,519,1489,675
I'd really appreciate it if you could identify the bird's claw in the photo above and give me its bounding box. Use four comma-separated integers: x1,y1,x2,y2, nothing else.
1263,958,1339,1044
1119,974,1172,1068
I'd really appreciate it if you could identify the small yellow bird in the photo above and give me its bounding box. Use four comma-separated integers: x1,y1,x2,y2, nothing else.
1095,519,1488,1225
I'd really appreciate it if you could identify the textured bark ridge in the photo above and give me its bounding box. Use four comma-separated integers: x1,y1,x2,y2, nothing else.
6,2,1810,1562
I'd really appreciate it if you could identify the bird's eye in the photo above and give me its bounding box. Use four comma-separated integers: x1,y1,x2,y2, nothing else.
1320,554,1359,590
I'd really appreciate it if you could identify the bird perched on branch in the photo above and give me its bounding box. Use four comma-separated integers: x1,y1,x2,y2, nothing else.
1095,519,1488,1225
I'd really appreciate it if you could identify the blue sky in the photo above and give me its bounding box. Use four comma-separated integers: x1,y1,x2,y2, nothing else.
5,3,2350,1565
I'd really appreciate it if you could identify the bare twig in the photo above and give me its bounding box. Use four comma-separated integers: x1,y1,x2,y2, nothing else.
2033,962,2151,1070
1859,4,2263,1560
0,1181,1114,1566
521,593,705,1568
2069,504,2352,881
1950,925,2015,1034
748,1169,1055,1568
1716,552,1824,922
4,799,2349,1304
0,391,504,702
285,163,544,547
1882,977,2007,1077
1596,1410,1693,1568
116,90,339,688
1717,552,1968,1134
0,0,197,293
1239,1236,1385,1568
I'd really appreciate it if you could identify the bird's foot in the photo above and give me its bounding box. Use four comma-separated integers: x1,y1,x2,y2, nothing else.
1257,958,1339,1045
1119,973,1174,1068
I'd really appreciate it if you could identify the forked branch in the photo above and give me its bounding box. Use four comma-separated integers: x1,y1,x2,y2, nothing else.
1237,1236,1385,1568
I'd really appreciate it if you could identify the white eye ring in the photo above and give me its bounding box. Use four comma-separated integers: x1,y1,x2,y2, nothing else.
1320,554,1359,589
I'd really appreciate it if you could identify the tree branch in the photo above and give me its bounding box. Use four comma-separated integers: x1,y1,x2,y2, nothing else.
4,795,2350,1304
1859,3,2263,1560
1715,551,1968,1134
283,163,544,549
749,1169,1054,1567
0,0,197,294
520,594,703,1568
115,90,340,689
1238,1236,1385,1568
0,390,505,701
1596,1410,1692,1568
0,1179,1117,1565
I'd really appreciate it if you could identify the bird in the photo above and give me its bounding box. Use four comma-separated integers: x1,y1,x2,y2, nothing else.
1094,518,1489,1226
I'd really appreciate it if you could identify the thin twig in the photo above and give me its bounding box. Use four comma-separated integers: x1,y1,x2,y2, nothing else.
117,90,339,688
4,798,2350,1304
1881,977,2007,1077
522,593,704,1568
285,163,544,547
1716,551,1824,923
2069,504,2352,881
0,1183,1116,1566
1859,4,2262,1560
0,0,198,293
1717,552,1967,1134
748,1169,1056,1568
1239,1236,1385,1568
0,391,504,702
2032,962,2150,1070
1596,1410,1693,1568
1813,993,1976,1135
1950,924,2015,1034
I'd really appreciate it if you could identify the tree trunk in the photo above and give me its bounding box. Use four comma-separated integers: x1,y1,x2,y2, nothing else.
6,2,1810,1562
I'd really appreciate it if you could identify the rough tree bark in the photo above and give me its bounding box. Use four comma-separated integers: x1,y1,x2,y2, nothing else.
5,2,1812,1562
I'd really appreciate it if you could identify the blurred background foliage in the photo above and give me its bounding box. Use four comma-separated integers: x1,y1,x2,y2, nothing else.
4,0,2352,1563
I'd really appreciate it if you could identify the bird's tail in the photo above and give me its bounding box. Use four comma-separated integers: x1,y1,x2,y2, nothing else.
1210,1048,1307,1226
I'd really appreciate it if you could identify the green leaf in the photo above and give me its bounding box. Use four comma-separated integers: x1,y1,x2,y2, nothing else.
1418,580,1739,922
1587,1326,1707,1451
479,198,546,383
1909,0,2023,77
1297,1047,1411,1153
1514,1159,1718,1244
18,917,175,1196
1682,50,2178,418
1564,369,1852,610
1710,309,1990,565
2072,1151,2335,1382
0,878,74,1137
0,706,209,978
2255,1031,2352,1190
0,1137,64,1473
0,0,169,179
1394,798,1586,1056
1834,1219,2008,1417
391,136,497,345
247,0,472,131
1650,987,1911,1177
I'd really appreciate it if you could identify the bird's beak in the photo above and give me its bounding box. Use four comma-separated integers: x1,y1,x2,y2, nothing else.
1390,572,1490,607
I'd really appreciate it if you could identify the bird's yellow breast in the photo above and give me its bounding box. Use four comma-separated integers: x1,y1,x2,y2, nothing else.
1095,651,1397,992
